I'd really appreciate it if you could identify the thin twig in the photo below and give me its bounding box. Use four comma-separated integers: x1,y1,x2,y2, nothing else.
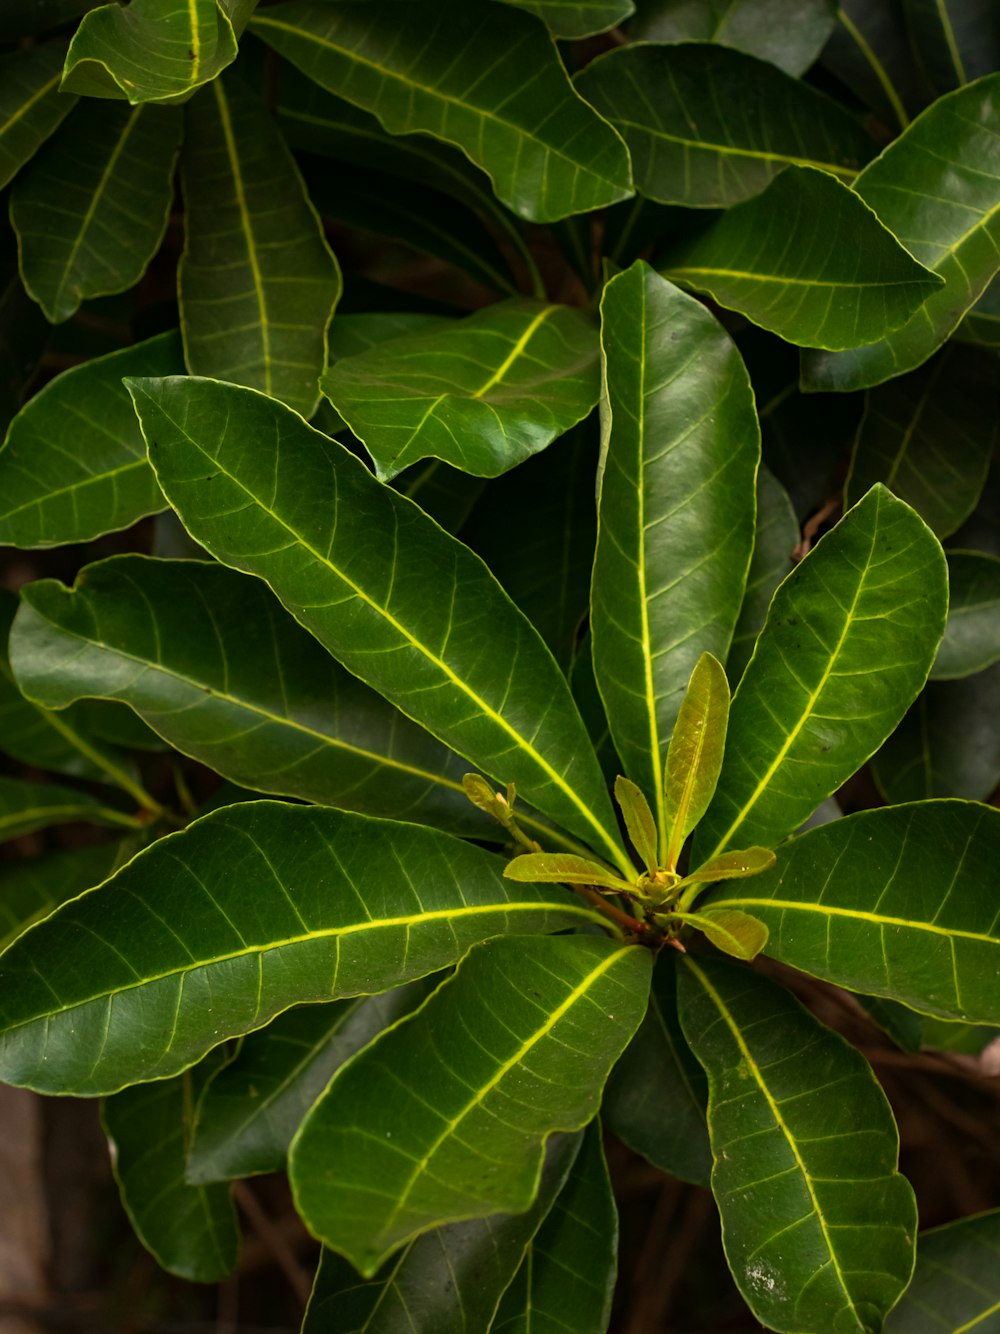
232,1182,313,1307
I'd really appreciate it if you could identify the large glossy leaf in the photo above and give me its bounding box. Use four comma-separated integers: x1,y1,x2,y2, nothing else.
821,0,927,130
845,346,997,537
693,486,947,863
602,952,710,1186
320,300,600,481
727,465,798,685
0,775,140,843
592,262,758,845
0,332,179,547
902,0,1000,95
706,801,1000,1024
0,41,76,190
500,0,633,37
660,167,941,350
180,72,340,418
61,0,238,104
932,551,1000,679
0,802,604,1096
10,100,182,323
289,934,650,1274
302,1133,583,1334
130,376,627,871
491,1120,617,1334
884,1207,1000,1332
249,0,633,223
802,75,1000,391
576,43,873,208
629,0,838,77
188,982,432,1183
679,957,916,1334
0,840,131,951
103,1056,239,1283
10,555,503,840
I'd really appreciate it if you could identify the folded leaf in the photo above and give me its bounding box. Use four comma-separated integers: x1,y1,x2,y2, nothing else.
678,956,917,1334
0,801,606,1096
320,299,600,480
0,41,76,190
727,465,798,685
693,485,947,862
130,376,627,871
660,166,942,350
0,775,139,842
629,0,838,77
885,1206,1000,1332
932,551,1000,679
250,0,632,223
289,934,650,1274
577,43,873,207
705,801,1000,1024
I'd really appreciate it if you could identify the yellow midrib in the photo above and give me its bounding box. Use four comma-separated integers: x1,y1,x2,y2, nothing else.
616,118,856,181
471,306,554,398
708,896,1000,946
0,70,62,141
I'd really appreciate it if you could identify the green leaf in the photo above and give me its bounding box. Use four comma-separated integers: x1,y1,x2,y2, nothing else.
0,775,140,843
660,166,942,350
683,907,768,959
492,1120,617,1334
676,846,775,890
663,653,731,870
859,996,924,1054
0,332,180,547
0,840,132,952
249,0,633,223
802,74,1000,390
885,1207,1000,1332
188,982,432,1183
576,42,873,208
0,0,100,39
693,486,947,863
61,0,238,104
0,40,76,190
678,955,917,1334
629,0,838,77
130,376,628,872
11,100,182,323
959,269,1000,345
179,72,341,418
902,0,1000,95
932,551,1000,679
504,852,632,893
844,346,997,537
500,0,633,37
705,800,1000,1024
821,0,926,130
615,775,657,875
302,1133,583,1334
602,952,710,1186
592,263,757,852
728,465,798,685
320,300,600,481
0,801,605,1095
289,934,650,1274
10,555,505,839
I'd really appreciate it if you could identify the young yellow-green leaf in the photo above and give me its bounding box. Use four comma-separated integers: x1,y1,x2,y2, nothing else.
705,801,1000,1024
0,41,76,189
593,264,757,851
61,0,238,104
103,1057,239,1283
289,934,650,1275
576,43,874,208
660,166,942,350
129,376,628,871
0,840,132,952
499,0,633,38
678,956,917,1334
728,465,798,685
180,72,341,417
931,551,1000,679
0,775,140,843
11,100,181,323
249,0,632,223
693,486,947,863
677,846,776,893
802,74,1000,390
614,775,657,875
320,300,599,481
629,0,838,77
683,907,768,959
504,852,631,894
0,802,607,1097
663,653,731,869
884,1207,1000,1332
0,332,180,547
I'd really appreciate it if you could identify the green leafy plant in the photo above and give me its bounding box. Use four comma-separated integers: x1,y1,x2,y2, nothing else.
0,2,998,1330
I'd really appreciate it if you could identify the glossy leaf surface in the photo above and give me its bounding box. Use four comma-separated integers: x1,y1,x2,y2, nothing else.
932,551,1000,679
693,486,947,862
290,934,650,1274
131,376,626,870
678,956,917,1334
249,0,633,223
62,0,238,103
629,0,838,76
0,802,605,1095
500,0,633,37
0,775,138,842
0,41,75,189
660,166,941,350
321,300,599,481
663,653,730,869
0,332,179,547
803,74,1000,390
11,555,498,839
727,465,798,685
103,1057,239,1282
11,100,182,323
821,0,927,130
592,263,757,847
884,1206,1000,1332
577,43,873,208
707,801,1000,1023
0,840,130,951
180,73,341,417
